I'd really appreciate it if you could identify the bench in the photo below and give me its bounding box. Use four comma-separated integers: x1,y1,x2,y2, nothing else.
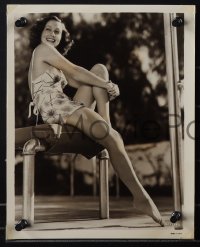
15,124,109,230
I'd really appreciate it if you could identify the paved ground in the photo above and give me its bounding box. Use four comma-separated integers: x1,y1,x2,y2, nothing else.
15,195,174,231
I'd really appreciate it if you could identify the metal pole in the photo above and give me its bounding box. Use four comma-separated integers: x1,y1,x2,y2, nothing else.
92,157,97,196
98,150,109,219
116,175,120,198
23,154,35,225
22,138,45,226
171,13,184,204
70,158,75,196
163,13,183,229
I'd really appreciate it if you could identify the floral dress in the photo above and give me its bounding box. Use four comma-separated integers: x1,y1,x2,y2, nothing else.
28,52,84,124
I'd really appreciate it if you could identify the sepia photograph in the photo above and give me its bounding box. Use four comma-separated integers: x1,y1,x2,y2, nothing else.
6,4,195,239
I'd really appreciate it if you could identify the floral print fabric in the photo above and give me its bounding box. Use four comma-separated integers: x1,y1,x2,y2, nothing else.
30,67,84,124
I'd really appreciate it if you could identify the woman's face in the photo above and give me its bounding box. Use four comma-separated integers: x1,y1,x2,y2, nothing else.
41,20,63,47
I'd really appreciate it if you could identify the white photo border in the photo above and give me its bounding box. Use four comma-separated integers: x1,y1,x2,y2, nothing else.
6,4,195,240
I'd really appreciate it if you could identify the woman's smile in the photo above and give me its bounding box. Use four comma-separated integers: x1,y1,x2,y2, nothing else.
41,20,63,47
46,37,56,43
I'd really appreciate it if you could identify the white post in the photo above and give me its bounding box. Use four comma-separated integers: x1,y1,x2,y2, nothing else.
92,157,97,196
23,154,35,226
70,158,75,196
171,13,184,204
163,13,183,229
22,138,45,226
116,175,120,198
98,150,109,219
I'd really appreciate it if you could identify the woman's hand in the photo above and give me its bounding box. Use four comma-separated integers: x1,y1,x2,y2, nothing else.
106,81,120,101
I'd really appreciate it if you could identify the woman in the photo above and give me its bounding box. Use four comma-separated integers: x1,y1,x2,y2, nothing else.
28,15,164,226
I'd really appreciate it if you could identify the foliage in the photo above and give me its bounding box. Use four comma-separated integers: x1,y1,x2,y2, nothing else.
15,12,183,144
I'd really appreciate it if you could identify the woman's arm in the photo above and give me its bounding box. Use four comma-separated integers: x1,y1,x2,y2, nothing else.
36,43,108,89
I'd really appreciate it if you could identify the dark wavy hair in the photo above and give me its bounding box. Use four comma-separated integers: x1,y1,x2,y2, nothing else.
29,15,74,56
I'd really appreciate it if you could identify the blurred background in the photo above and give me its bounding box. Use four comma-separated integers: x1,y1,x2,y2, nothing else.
15,12,184,197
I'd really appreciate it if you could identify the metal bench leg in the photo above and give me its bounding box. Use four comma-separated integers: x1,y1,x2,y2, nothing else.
23,152,35,226
70,157,75,196
98,150,109,219
92,156,97,197
15,139,45,230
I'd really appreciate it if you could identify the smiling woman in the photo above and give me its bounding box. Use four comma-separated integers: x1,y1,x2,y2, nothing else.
26,15,164,227
28,15,119,124
30,16,74,56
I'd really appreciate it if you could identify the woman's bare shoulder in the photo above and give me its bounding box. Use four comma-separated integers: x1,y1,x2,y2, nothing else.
32,43,75,74
30,44,52,76
34,43,51,58
34,43,62,63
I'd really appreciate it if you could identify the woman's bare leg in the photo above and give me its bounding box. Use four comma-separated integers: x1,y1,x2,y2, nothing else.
63,107,163,226
91,64,111,124
73,63,111,124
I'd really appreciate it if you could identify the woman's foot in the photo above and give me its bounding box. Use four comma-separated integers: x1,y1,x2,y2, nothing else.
133,195,164,227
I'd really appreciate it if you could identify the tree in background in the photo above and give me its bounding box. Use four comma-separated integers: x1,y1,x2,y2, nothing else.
15,12,183,144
